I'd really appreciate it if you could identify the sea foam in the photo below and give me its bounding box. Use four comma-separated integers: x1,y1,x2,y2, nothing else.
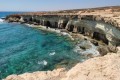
38,60,48,66
73,40,100,56
49,52,56,56
0,19,4,23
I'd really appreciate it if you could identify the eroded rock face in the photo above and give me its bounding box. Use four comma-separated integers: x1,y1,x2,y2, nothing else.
58,19,68,29
6,14,120,47
6,6,120,46
65,20,120,46
6,15,21,22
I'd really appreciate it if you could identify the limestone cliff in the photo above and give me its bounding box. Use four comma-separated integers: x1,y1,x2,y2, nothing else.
6,6,120,46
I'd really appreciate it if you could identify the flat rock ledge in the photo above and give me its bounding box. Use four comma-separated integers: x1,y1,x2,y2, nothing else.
62,53,120,80
4,68,67,80
4,50,120,80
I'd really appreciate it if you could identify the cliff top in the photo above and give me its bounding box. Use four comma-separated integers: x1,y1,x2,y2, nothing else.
8,6,120,30
17,6,120,15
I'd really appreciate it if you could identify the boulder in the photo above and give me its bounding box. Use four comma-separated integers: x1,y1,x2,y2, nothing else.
97,46,109,56
79,40,92,50
91,40,99,46
107,46,118,53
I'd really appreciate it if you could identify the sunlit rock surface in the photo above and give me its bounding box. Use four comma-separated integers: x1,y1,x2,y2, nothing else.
6,6,120,46
4,68,66,80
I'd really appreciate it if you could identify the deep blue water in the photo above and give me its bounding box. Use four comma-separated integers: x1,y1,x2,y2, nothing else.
0,12,85,79
0,12,24,18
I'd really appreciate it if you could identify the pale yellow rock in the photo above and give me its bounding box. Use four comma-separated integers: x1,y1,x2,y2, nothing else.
4,68,66,80
63,53,120,80
117,47,120,53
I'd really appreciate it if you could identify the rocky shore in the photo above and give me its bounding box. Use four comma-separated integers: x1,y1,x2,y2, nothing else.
4,6,120,80
23,24,101,58
4,49,120,80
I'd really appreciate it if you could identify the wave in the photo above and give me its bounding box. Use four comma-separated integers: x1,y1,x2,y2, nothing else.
49,51,56,56
0,18,4,23
73,40,100,57
38,60,48,66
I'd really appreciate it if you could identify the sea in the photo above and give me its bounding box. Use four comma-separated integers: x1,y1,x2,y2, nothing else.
0,12,87,79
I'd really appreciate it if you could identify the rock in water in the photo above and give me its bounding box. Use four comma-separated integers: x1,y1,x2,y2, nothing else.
79,40,92,50
97,46,109,56
91,40,99,46
107,46,118,53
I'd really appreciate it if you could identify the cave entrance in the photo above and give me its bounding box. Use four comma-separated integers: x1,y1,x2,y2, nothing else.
69,25,74,32
23,19,28,23
77,26,81,32
29,17,33,22
33,19,37,22
62,23,67,29
81,27,85,34
93,32,109,44
46,21,51,27
55,22,58,28
93,32,100,40
36,20,40,24
100,34,109,45
39,20,42,25
77,26,82,33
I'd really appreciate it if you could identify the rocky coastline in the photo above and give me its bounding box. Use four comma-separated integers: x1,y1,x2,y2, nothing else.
4,6,120,80
4,52,120,80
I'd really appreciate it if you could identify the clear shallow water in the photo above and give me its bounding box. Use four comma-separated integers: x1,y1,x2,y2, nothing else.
0,23,86,79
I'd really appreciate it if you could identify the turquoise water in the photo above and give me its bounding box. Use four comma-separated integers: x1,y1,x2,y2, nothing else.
0,23,85,79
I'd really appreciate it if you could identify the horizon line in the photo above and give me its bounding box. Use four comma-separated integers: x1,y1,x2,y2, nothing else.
0,5,119,12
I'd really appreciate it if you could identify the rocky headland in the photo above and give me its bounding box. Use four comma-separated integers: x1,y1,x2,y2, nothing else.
4,6,120,80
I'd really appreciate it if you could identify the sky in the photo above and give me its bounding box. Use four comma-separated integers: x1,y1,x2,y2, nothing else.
0,0,120,11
